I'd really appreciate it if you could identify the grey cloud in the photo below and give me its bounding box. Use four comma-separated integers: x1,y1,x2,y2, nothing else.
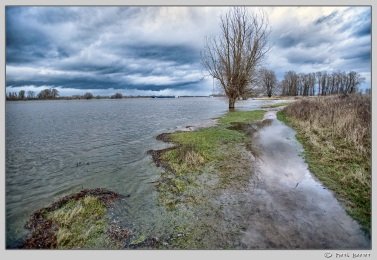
273,19,335,49
285,48,329,65
314,11,338,25
6,6,372,94
342,46,371,62
286,55,326,65
275,34,300,48
124,44,200,64
337,8,371,37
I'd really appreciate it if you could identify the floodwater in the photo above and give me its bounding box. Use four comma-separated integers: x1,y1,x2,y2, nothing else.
6,99,369,249
219,111,370,249
6,97,279,248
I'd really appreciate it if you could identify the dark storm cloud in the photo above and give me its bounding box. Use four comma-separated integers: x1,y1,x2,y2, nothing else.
275,34,300,48
6,6,371,95
6,9,51,63
6,7,206,94
314,11,338,25
337,8,371,36
125,44,199,64
354,23,371,37
127,81,203,91
286,51,327,65
352,15,371,37
275,30,331,49
341,44,371,61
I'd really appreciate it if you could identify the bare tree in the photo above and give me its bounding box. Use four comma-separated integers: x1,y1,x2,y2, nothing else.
259,68,276,97
6,92,18,101
281,70,364,96
298,73,316,96
51,88,59,99
281,71,299,96
83,92,94,99
27,90,35,99
37,88,59,99
111,92,123,99
18,90,25,100
202,7,270,109
346,71,363,94
37,89,52,99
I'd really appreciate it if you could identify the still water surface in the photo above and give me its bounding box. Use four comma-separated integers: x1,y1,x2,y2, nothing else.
6,97,277,247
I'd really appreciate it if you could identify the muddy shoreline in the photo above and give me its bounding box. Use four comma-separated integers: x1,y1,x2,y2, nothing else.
20,188,166,249
21,188,126,249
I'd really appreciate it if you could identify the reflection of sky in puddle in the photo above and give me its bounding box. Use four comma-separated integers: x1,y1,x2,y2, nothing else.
221,111,370,249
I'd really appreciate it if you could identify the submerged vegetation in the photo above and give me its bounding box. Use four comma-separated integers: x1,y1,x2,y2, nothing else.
47,196,108,249
277,95,371,233
22,189,131,249
150,110,265,210
148,110,267,248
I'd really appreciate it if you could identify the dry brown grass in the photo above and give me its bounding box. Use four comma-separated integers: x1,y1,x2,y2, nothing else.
278,94,371,233
284,95,371,155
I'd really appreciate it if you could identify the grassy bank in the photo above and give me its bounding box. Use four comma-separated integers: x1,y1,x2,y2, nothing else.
150,110,267,248
277,95,371,233
147,110,271,248
151,110,265,209
261,102,292,108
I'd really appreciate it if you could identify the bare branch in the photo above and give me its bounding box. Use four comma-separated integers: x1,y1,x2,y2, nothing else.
202,7,270,109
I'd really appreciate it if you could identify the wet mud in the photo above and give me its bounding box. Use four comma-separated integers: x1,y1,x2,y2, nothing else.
219,111,370,249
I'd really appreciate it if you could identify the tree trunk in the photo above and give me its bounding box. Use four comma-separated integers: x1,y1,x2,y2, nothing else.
229,97,236,110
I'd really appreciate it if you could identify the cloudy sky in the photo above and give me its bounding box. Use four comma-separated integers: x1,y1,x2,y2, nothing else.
6,6,371,96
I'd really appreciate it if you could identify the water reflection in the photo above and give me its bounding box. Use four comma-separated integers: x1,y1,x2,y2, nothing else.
6,97,280,247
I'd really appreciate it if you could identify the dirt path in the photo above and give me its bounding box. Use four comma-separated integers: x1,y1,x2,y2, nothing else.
220,110,370,249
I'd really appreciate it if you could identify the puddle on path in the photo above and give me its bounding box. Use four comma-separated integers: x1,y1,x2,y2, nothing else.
218,111,370,249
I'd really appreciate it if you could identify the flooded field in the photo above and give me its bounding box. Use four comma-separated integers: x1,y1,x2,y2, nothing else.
6,98,369,249
6,97,279,247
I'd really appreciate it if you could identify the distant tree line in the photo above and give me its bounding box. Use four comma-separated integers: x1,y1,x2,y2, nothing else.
37,88,59,99
6,90,38,101
280,70,364,96
6,88,125,101
110,93,123,99
258,68,277,97
6,88,59,101
251,69,366,97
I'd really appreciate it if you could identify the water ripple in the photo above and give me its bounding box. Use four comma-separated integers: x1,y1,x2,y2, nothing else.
6,97,277,247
